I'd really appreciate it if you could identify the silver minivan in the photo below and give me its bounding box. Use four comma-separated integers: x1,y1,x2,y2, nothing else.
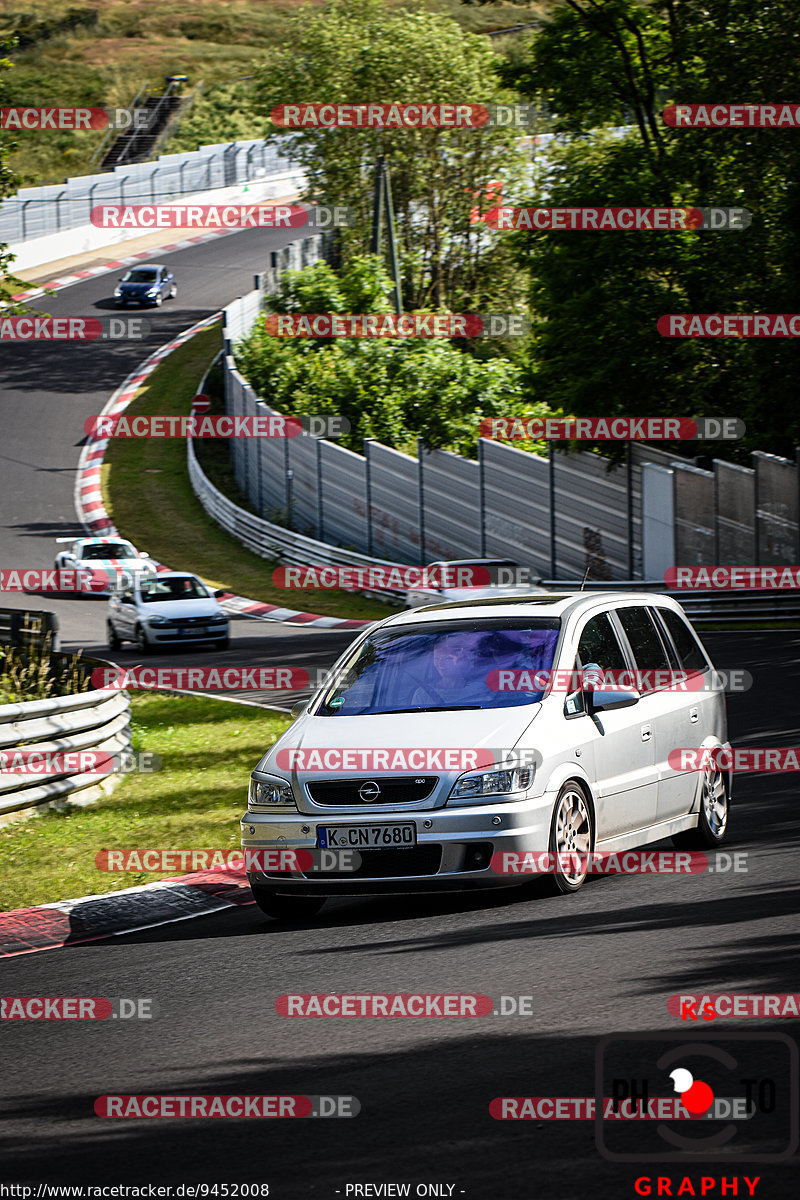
242,593,731,919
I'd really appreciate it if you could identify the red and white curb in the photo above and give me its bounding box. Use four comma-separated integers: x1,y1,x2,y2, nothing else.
11,226,245,304
0,868,254,958
75,315,370,630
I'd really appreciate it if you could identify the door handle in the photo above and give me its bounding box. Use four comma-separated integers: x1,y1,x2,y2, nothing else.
690,707,699,723
641,725,652,741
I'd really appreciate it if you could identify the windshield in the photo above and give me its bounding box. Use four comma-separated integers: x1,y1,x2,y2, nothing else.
317,618,561,715
80,542,136,560
124,269,157,283
139,576,208,602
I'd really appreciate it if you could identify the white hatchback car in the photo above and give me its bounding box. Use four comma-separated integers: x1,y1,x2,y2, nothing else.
107,571,229,652
242,592,731,919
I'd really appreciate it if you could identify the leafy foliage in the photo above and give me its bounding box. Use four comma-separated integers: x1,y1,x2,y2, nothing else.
235,255,552,456
504,0,800,462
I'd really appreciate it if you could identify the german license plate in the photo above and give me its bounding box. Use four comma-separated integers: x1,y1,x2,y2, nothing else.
317,824,417,850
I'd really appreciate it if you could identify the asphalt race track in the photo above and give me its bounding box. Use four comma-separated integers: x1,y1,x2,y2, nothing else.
1,230,798,1197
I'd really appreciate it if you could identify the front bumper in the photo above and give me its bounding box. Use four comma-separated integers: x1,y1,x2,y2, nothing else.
147,624,228,643
240,794,554,895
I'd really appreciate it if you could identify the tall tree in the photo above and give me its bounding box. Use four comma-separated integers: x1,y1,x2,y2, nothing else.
502,0,800,462
255,0,528,314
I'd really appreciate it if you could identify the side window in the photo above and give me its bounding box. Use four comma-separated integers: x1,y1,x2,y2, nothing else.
656,608,709,672
615,606,670,692
576,612,628,671
565,613,628,715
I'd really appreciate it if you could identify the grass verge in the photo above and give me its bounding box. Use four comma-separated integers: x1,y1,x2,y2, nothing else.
0,692,290,910
101,321,396,621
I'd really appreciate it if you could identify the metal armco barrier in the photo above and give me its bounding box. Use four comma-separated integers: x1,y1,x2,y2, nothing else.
0,684,132,822
0,607,60,652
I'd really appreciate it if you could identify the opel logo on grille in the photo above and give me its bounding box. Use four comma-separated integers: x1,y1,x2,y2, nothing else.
358,780,381,803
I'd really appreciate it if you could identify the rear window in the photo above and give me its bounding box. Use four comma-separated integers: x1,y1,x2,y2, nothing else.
615,606,670,689
656,608,709,672
317,618,561,715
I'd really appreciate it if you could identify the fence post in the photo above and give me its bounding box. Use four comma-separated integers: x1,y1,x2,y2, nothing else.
626,443,635,578
364,439,374,556
478,438,487,557
753,452,760,566
418,439,426,567
317,438,324,542
548,445,556,578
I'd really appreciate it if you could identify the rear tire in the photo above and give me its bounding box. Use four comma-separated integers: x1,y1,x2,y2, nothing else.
250,887,326,921
544,782,594,894
672,761,728,849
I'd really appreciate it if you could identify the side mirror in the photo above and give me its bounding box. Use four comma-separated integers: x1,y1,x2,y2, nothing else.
290,701,308,721
139,550,149,557
214,589,226,598
589,687,640,713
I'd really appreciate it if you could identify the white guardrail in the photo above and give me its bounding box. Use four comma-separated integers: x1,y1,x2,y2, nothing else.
0,688,132,823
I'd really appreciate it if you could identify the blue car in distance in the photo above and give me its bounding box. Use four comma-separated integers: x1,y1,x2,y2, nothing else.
114,264,176,307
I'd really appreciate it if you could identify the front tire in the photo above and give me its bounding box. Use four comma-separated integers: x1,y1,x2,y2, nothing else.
672,761,728,849
545,782,594,894
134,624,152,655
107,620,122,650
249,887,326,921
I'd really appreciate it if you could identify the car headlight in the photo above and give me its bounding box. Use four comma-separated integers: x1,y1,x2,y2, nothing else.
209,614,228,624
146,615,169,626
249,776,297,810
114,287,122,297
147,287,159,295
448,764,534,805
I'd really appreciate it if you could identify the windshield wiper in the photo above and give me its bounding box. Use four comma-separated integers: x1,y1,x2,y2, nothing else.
370,705,482,714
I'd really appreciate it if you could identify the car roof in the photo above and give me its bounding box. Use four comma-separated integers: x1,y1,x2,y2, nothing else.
136,570,195,581
78,536,133,546
381,591,687,628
